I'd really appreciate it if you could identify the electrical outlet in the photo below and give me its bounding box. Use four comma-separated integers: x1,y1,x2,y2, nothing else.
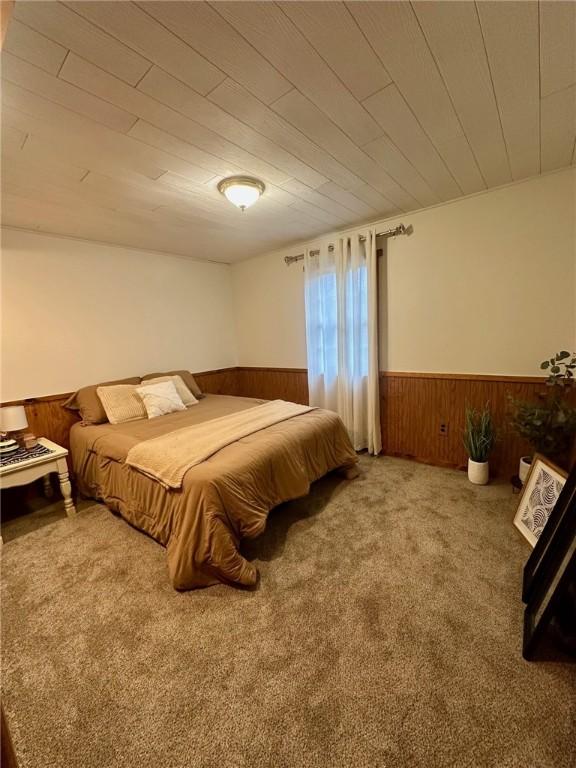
439,422,448,436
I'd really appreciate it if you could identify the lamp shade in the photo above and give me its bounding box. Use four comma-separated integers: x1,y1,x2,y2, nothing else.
217,176,265,211
0,405,28,432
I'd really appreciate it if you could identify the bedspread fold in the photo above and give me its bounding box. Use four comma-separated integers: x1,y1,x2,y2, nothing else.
126,400,313,488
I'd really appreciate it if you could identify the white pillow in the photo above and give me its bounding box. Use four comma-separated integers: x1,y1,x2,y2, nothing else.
136,380,186,419
144,375,198,407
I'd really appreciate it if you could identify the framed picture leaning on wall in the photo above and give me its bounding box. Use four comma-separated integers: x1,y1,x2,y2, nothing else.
513,454,567,548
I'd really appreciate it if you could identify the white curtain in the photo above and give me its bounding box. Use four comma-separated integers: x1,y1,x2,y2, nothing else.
304,228,381,454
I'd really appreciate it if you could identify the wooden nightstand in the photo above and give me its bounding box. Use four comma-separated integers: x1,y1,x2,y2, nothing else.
0,438,76,517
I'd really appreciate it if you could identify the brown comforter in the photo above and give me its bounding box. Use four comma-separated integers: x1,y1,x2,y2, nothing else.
70,395,358,589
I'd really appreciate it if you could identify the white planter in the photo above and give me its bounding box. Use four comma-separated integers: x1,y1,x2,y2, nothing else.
468,458,489,485
519,456,532,484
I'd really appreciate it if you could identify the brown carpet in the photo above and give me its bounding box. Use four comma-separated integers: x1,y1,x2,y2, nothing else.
1,456,574,768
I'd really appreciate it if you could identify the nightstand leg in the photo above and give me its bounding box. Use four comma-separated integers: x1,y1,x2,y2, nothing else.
42,474,54,498
56,458,76,517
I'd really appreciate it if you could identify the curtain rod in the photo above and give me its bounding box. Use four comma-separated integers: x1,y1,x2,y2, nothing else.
284,224,407,266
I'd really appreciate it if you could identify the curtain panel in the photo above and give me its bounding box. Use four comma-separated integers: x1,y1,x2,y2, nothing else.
304,228,381,454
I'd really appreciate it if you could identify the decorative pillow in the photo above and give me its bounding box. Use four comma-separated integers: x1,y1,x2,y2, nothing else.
141,370,204,399
97,384,147,425
63,377,141,424
136,381,186,419
144,375,198,407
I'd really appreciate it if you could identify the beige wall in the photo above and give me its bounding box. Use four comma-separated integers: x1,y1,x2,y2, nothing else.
232,168,576,376
0,230,237,400
233,242,308,369
2,169,574,402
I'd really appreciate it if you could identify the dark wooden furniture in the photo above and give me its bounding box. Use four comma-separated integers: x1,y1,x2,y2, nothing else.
1,703,18,768
522,465,576,660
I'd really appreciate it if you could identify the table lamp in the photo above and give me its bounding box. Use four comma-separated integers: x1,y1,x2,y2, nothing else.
0,405,29,450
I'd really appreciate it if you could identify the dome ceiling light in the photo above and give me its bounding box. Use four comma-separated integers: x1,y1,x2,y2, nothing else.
217,176,265,211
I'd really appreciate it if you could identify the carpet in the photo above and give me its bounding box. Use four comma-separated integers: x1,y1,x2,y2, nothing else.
1,456,574,768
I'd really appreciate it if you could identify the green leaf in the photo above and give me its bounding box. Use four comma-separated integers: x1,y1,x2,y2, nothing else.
551,366,560,374
541,361,550,369
557,351,570,360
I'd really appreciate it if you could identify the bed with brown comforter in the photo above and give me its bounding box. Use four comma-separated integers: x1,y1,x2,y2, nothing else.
70,394,358,589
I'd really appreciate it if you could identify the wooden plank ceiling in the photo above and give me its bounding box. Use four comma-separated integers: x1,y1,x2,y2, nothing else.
1,1,575,263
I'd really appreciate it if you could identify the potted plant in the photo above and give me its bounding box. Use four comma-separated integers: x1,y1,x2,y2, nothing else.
510,351,576,481
463,404,496,485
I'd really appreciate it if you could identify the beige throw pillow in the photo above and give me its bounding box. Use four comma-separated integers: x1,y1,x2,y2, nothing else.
141,370,203,399
63,376,141,424
144,375,198,407
136,381,186,419
97,384,147,425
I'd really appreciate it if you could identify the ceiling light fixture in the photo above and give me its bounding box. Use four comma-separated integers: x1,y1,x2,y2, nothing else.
217,176,265,211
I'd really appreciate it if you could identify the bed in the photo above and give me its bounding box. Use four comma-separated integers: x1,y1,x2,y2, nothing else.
70,394,358,589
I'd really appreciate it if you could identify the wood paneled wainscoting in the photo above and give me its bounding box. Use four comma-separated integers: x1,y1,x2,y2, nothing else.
193,366,238,397
236,367,309,405
2,367,553,479
235,367,546,479
379,372,545,479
